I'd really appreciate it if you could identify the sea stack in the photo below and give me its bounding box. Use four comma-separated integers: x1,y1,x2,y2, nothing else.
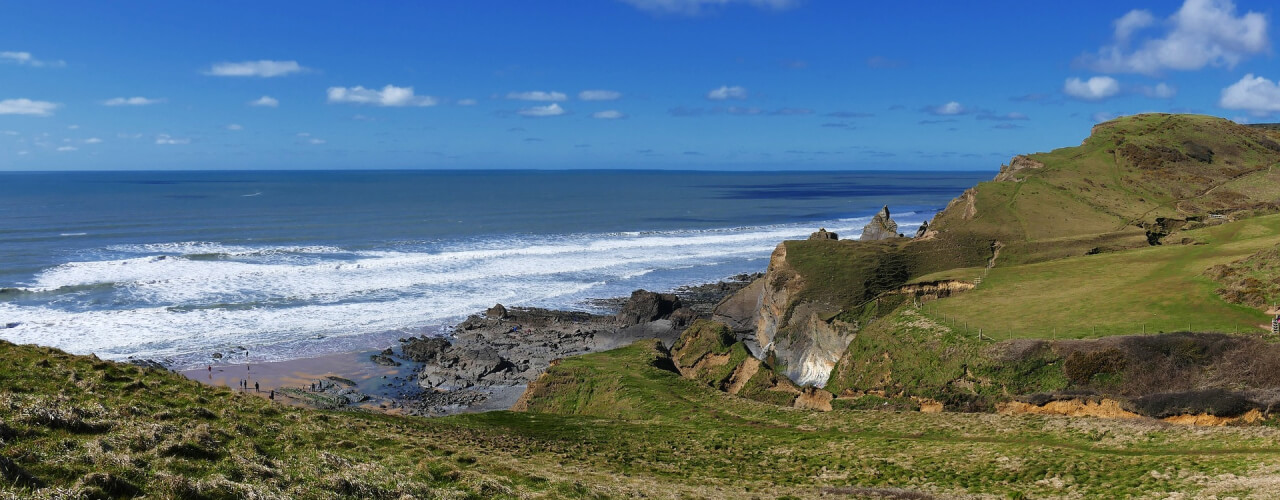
860,206,899,241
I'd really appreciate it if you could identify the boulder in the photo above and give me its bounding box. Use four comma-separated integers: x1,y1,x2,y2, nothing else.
860,206,899,241
616,290,682,326
808,228,838,240
486,303,508,319
370,353,400,366
400,337,451,363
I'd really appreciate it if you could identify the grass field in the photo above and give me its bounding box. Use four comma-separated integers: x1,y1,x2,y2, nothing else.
13,338,1280,498
922,214,1280,340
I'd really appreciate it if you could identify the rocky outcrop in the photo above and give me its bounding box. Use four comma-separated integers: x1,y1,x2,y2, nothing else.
913,220,930,238
808,228,838,240
418,345,514,390
616,290,682,326
486,303,508,319
668,320,802,406
860,206,899,241
993,155,1044,182
713,243,860,387
711,278,765,334
890,280,976,301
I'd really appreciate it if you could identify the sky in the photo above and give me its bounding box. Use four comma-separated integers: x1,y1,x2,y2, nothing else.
2,0,1278,171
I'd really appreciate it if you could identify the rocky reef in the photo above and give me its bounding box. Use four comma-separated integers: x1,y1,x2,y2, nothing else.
396,278,757,415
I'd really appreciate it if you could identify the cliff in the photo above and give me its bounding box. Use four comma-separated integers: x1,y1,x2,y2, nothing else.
714,113,1280,394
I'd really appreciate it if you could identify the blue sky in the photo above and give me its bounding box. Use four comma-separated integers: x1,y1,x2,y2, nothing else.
2,0,1278,170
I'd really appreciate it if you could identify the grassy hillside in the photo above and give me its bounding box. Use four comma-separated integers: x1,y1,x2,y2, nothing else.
926,113,1280,267
922,213,1280,339
14,338,1280,498
766,114,1280,339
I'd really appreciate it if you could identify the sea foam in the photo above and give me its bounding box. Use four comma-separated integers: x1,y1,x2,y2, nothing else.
0,216,925,368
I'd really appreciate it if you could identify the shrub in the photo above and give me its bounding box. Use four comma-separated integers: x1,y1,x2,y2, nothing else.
1131,389,1256,418
1063,349,1127,385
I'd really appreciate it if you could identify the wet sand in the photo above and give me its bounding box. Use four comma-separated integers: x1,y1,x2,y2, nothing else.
181,349,417,399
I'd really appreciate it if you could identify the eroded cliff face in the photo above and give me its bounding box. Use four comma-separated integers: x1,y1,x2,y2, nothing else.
992,155,1045,182
713,243,859,387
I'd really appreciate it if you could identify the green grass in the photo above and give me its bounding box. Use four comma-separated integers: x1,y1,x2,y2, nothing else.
10,338,1280,498
924,214,1280,340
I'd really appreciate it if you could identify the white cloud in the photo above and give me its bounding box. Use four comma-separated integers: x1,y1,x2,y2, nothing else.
1081,0,1268,75
155,134,190,145
518,103,567,117
1092,111,1118,123
204,60,306,77
1220,73,1280,115
104,96,165,106
707,85,747,100
1,130,18,135
308,138,326,145
507,91,568,102
621,0,799,16
929,101,968,115
226,124,243,131
1142,82,1178,98
579,90,622,101
0,51,65,68
327,85,438,107
56,146,77,151
84,137,103,144
1063,76,1121,100
456,98,478,106
67,124,79,130
296,132,311,137
592,110,626,119
1114,10,1156,42
249,96,279,108
17,150,29,155
117,132,143,139
0,98,59,116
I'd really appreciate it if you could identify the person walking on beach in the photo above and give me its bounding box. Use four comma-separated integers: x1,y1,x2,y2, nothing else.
254,381,259,392
269,390,274,400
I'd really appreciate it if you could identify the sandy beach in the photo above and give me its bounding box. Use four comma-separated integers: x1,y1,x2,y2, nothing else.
181,349,416,404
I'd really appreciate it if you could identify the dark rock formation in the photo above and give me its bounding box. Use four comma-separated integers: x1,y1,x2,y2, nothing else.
913,220,930,238
486,303,508,319
396,278,761,415
401,337,450,363
370,353,401,366
808,228,838,240
860,206,899,241
419,346,514,389
616,290,682,326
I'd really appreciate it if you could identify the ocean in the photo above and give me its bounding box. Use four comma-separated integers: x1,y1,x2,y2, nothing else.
0,169,989,369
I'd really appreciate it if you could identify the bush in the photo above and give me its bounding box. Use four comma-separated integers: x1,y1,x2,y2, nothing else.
1063,349,1127,385
1131,389,1256,418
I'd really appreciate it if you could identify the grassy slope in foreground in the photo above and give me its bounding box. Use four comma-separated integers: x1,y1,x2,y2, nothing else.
7,340,1280,498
